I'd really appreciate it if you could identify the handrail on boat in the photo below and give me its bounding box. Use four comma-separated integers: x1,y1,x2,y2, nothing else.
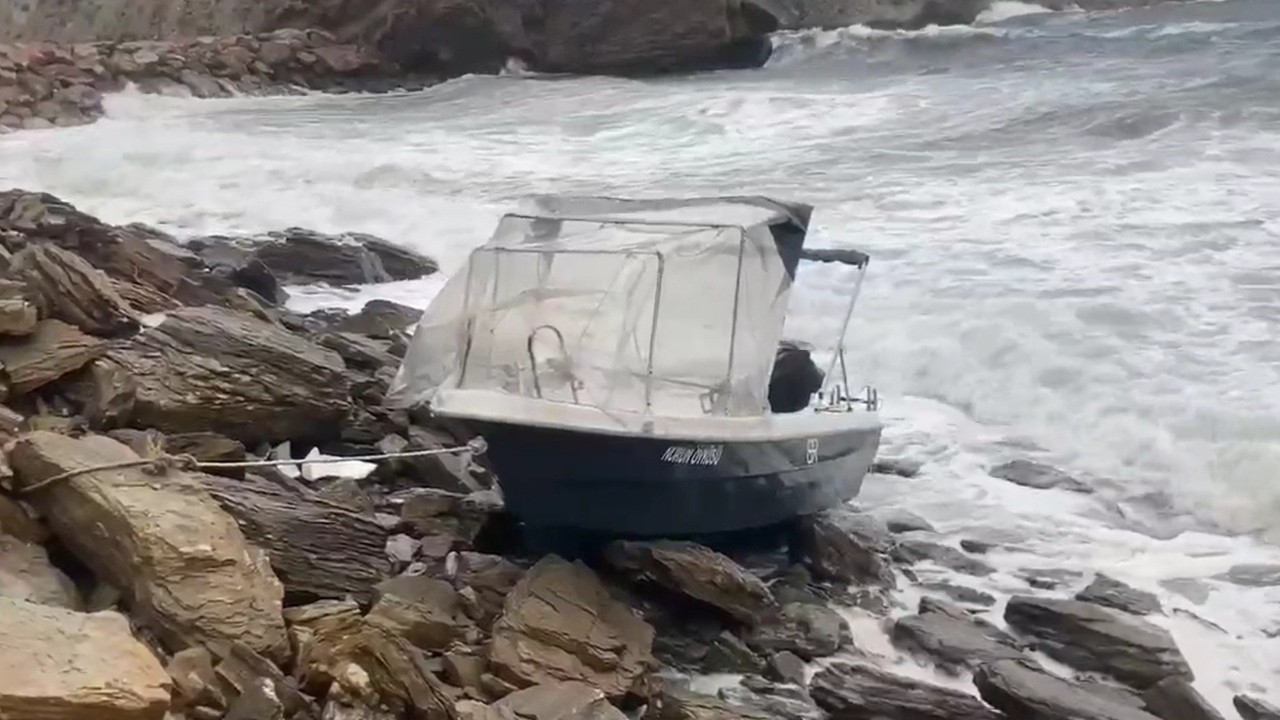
527,324,581,404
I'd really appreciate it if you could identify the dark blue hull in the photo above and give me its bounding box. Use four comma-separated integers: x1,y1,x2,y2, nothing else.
469,420,882,536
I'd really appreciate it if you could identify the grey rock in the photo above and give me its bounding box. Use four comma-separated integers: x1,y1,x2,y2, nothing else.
812,662,1001,720
874,507,936,534
960,539,995,554
1160,578,1210,605
990,459,1093,493
764,651,807,687
1004,596,1192,690
920,582,997,608
1216,564,1280,588
892,599,1025,671
746,602,850,661
604,539,777,625
1234,695,1280,720
794,508,896,587
719,682,823,720
892,539,996,577
1141,677,1224,720
703,631,767,675
871,457,923,478
974,660,1163,720
1076,574,1162,616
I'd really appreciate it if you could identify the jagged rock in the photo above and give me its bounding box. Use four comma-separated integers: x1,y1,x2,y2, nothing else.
97,305,351,443
213,641,310,719
486,681,629,720
648,685,773,720
891,539,996,576
719,680,824,720
444,653,487,694
198,470,389,604
489,555,655,699
9,243,139,336
794,508,896,586
455,552,526,630
334,625,459,720
402,425,484,492
0,597,171,720
873,507,936,534
285,599,366,693
1141,677,1223,720
333,299,423,339
0,534,81,609
1076,574,1162,616
10,431,290,662
191,228,436,288
367,575,475,652
0,492,46,542
811,662,1000,720
1215,564,1280,588
704,631,767,674
319,331,399,375
764,651,807,686
1004,596,1191,690
604,540,777,625
919,582,997,608
989,460,1092,493
1235,695,1280,720
892,598,1025,671
224,678,284,720
0,318,105,398
745,602,849,660
974,660,1163,720
167,647,228,715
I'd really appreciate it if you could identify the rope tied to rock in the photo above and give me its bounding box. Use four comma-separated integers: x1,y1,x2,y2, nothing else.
16,436,488,496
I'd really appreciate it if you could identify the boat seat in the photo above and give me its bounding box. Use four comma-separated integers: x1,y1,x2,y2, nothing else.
768,340,824,413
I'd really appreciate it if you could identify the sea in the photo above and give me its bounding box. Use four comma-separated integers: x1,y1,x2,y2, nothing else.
1,0,1277,711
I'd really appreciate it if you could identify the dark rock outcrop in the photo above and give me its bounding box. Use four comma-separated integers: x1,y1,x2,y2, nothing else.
1003,596,1192,690
191,227,437,288
974,660,1163,720
811,662,1001,720
1076,574,1162,616
1141,677,1223,720
794,508,896,586
1234,695,1280,720
891,539,996,577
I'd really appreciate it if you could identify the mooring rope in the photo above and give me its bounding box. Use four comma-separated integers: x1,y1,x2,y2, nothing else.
16,436,488,496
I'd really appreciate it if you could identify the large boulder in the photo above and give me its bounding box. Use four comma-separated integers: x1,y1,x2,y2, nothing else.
489,555,655,699
8,243,139,336
811,662,1001,720
793,508,896,586
10,431,290,663
0,598,171,720
892,598,1025,671
94,305,351,443
745,601,850,660
1003,596,1192,690
974,660,1163,720
1141,677,1223,720
603,540,777,625
1076,574,1162,616
188,228,437,288
0,318,105,400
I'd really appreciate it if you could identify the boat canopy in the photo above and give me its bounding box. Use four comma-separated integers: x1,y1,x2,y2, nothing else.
387,195,856,430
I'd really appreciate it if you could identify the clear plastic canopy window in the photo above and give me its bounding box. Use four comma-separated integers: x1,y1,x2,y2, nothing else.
387,203,798,430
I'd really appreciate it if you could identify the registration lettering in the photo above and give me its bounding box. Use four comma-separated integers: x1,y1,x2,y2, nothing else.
661,444,724,466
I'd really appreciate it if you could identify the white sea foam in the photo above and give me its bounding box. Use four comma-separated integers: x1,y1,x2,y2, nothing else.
1,0,1277,710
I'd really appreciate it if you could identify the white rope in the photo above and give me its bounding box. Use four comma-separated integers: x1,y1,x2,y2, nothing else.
18,436,487,496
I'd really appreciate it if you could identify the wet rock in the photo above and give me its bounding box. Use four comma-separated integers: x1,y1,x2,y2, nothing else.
489,555,654,698
919,582,997,608
333,299,422,339
892,539,996,577
794,508,896,586
9,243,139,336
873,507,936,534
719,680,823,720
1018,567,1084,590
97,305,351,444
974,660,1163,720
0,598,171,720
1141,676,1223,720
1234,695,1280,720
0,318,105,398
702,630,767,675
1004,596,1192,690
746,602,850,660
892,597,1024,671
989,459,1092,493
10,431,290,662
193,228,436,288
1076,574,1162,616
811,662,1000,720
1215,564,1280,588
487,681,628,719
367,575,475,652
960,539,994,554
648,685,773,720
604,539,777,625
871,457,923,477
0,534,81,608
764,651,807,686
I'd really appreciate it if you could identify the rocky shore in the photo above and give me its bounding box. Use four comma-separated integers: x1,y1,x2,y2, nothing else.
1,187,1276,720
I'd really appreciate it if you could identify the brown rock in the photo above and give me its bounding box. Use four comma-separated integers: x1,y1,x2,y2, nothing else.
10,431,290,663
163,431,246,467
9,243,139,336
489,555,655,699
333,299,422,339
213,641,309,719
745,602,850,661
0,492,47,542
99,305,351,443
337,625,459,720
603,540,777,625
975,659,1162,720
0,298,37,335
0,533,81,609
456,552,526,630
486,681,629,720
167,647,228,714
0,597,171,720
285,599,365,692
0,318,105,398
367,575,474,652
444,653,488,693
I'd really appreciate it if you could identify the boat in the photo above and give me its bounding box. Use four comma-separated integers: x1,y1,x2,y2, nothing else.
387,195,883,537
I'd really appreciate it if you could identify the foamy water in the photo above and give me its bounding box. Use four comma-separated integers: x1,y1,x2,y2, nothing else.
2,0,1278,710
